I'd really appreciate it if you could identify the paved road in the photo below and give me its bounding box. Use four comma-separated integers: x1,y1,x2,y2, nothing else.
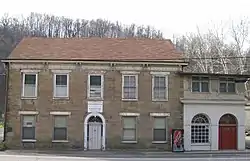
0,154,250,161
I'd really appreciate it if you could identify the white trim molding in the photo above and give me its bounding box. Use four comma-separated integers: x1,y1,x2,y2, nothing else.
53,73,70,98
151,73,169,101
180,99,246,105
51,69,72,73
21,72,39,99
150,112,170,117
21,69,41,73
50,111,71,115
52,140,69,143
84,113,106,150
122,74,139,101
19,111,39,115
150,71,170,75
120,71,140,75
119,112,140,116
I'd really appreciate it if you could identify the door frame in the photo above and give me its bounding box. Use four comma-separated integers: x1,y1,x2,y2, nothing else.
84,113,106,150
218,114,238,150
88,122,102,150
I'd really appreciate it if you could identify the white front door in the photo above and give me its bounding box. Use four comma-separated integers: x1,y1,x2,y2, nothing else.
88,122,102,150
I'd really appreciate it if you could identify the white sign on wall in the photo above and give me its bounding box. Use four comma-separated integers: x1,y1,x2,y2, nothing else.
88,101,103,113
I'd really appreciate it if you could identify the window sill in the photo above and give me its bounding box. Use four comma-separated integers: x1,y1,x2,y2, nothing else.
87,97,104,101
152,141,167,144
191,143,210,146
121,141,137,144
122,99,138,102
219,92,236,95
21,97,37,100
191,92,211,94
53,97,69,100
22,139,36,142
152,99,168,102
52,140,69,143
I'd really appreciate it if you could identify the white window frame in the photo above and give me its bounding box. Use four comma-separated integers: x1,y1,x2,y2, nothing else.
121,116,137,143
52,115,68,142
191,114,210,145
87,74,104,99
152,117,168,143
151,72,169,101
21,115,37,142
21,72,38,98
191,76,210,92
53,73,69,98
122,73,139,101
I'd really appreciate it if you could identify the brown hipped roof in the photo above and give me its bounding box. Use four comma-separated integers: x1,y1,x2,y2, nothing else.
8,37,184,62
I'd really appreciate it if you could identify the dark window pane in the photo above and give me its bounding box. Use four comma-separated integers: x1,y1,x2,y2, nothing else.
201,77,209,81
90,75,101,86
153,129,166,141
201,82,209,92
56,75,67,85
54,128,67,140
192,82,200,92
220,83,227,92
228,83,235,92
192,77,200,81
24,74,36,85
22,127,35,140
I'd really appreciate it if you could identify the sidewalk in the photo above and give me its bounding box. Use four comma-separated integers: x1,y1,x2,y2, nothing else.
1,149,250,157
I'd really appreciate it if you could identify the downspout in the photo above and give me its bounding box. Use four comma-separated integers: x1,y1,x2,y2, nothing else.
3,62,9,142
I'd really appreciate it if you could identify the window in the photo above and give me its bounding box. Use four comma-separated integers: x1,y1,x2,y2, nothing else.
53,116,67,140
153,117,167,142
152,76,168,100
88,75,103,99
122,117,137,142
191,114,210,144
22,115,36,140
122,75,138,100
54,74,69,98
192,76,209,92
219,78,235,93
22,73,38,98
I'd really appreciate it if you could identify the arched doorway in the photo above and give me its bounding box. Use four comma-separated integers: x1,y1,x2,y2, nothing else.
84,113,106,150
218,114,237,150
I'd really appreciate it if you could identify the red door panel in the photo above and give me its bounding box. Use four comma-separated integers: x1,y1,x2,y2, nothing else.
219,126,237,150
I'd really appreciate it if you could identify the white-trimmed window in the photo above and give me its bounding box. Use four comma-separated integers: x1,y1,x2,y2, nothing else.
192,76,209,92
219,77,235,93
152,75,168,100
153,117,167,142
88,74,104,99
22,73,38,98
22,115,36,141
191,114,210,144
122,117,137,142
53,74,69,98
122,75,138,100
53,116,68,141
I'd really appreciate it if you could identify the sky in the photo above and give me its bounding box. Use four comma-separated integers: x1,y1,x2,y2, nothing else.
1,0,250,38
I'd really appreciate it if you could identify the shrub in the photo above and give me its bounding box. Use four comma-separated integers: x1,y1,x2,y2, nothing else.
0,122,4,128
0,142,7,151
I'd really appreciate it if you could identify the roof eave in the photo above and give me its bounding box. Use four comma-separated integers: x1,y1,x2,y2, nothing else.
2,59,189,66
177,71,250,77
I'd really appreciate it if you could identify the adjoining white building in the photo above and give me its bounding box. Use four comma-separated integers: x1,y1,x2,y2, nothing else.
180,72,249,151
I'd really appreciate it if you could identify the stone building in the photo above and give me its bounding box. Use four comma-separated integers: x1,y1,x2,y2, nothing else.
2,37,188,150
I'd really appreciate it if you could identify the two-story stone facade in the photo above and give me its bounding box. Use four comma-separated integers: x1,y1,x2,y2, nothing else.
180,72,249,151
2,37,188,150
